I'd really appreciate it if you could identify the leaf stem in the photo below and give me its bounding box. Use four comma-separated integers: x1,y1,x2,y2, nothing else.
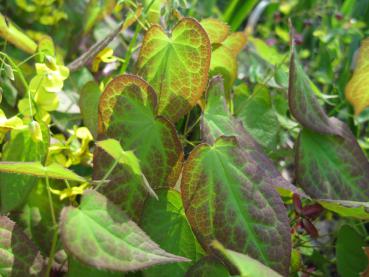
45,175,58,277
95,158,119,191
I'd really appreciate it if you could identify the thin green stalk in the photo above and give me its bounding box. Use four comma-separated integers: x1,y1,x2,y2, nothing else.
95,158,119,191
45,176,58,277
120,23,141,74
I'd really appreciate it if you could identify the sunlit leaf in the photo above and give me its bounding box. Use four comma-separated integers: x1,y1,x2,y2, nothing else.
345,37,369,115
141,189,205,276
212,241,283,277
94,74,182,219
181,136,291,275
0,162,86,182
0,216,44,276
201,18,230,44
137,17,211,122
317,199,369,220
0,125,48,213
60,190,189,272
96,138,157,199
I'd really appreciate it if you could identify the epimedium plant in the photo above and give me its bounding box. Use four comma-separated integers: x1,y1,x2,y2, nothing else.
0,1,369,277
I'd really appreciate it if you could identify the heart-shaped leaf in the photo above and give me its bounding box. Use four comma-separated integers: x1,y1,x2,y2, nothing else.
140,189,205,276
296,128,369,201
94,74,182,219
345,37,369,115
137,17,211,122
289,41,369,201
60,190,189,272
202,76,304,197
0,125,49,212
0,216,44,276
181,136,291,275
200,18,230,44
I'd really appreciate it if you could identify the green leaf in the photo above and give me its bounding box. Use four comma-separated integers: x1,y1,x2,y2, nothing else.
185,257,230,277
0,162,86,182
0,216,43,276
140,189,205,276
234,85,280,150
249,37,286,65
210,45,237,92
336,225,368,277
202,76,305,197
181,136,291,275
79,80,101,139
96,139,157,199
212,241,283,277
14,180,63,254
60,190,189,272
0,13,37,53
94,74,182,219
318,199,369,220
68,257,122,277
288,48,339,135
345,37,369,115
0,125,49,213
137,17,211,122
200,18,230,44
296,128,369,201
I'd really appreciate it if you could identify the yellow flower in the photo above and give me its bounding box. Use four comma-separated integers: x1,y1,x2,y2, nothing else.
91,48,117,72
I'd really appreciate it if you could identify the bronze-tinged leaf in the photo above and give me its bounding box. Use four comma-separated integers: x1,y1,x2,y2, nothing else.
0,216,44,276
345,37,369,115
202,76,305,197
221,32,247,56
181,136,291,276
289,40,369,201
94,74,183,219
60,190,189,272
137,17,211,122
288,49,339,135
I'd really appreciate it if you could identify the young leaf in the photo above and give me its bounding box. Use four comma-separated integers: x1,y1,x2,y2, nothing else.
0,162,86,182
221,32,247,56
60,190,189,272
317,199,369,220
181,136,291,276
212,241,283,277
140,189,205,276
96,139,157,199
202,76,304,197
137,17,211,122
94,74,182,219
200,18,230,44
336,225,368,277
296,128,369,201
0,125,48,213
345,37,369,115
0,216,44,276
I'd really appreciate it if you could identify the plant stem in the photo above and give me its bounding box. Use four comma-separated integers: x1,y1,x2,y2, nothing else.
120,23,141,74
95,158,119,191
45,176,58,277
